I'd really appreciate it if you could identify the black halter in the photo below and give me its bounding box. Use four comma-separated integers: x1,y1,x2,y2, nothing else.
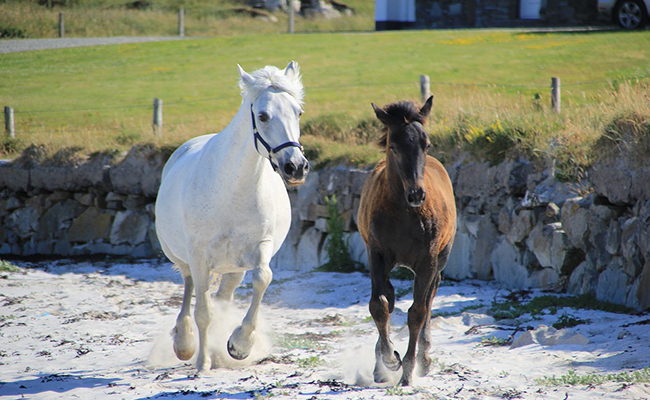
251,105,303,171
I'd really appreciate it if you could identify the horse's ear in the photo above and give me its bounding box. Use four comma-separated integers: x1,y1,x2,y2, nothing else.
284,61,300,80
237,64,255,88
419,95,434,119
372,103,392,126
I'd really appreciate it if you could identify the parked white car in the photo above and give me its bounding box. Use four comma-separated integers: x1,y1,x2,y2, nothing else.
598,0,650,29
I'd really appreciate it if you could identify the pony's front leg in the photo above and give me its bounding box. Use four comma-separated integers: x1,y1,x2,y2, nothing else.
227,243,273,360
192,268,214,372
368,249,401,383
173,268,196,361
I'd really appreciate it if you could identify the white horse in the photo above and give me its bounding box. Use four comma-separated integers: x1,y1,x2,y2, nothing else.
154,61,309,372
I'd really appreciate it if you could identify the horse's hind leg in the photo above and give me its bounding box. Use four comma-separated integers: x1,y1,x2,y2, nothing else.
369,249,401,383
227,242,273,360
172,267,196,361
215,272,245,303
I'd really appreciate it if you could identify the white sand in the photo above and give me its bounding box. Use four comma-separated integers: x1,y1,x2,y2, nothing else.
1,259,649,399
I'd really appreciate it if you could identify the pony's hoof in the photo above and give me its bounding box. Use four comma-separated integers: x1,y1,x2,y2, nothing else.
399,376,411,387
383,350,402,371
416,357,431,377
373,371,390,384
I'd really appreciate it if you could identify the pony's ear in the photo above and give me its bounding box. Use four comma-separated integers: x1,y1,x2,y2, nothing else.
419,95,434,119
372,103,393,126
284,61,300,80
237,64,256,88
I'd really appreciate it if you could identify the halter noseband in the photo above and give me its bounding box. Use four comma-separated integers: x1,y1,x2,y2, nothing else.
251,105,303,171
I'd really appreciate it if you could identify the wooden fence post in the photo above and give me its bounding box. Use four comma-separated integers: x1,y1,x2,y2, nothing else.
153,98,163,137
4,106,15,139
420,75,430,104
551,77,561,113
178,8,185,37
59,13,65,38
288,0,295,33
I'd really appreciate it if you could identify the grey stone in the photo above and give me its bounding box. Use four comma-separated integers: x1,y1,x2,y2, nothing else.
635,263,650,309
507,209,535,245
68,207,113,243
510,325,589,349
473,216,497,280
5,207,39,238
561,197,590,250
461,312,495,326
491,239,529,289
445,228,473,280
346,232,368,269
596,266,629,305
528,267,561,289
35,199,84,241
605,219,621,255
110,210,150,246
0,163,30,192
526,223,555,268
73,192,94,207
591,163,632,205
5,196,23,211
109,145,166,197
295,227,324,271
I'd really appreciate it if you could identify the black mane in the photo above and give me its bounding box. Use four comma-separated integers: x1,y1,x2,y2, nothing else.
377,101,426,148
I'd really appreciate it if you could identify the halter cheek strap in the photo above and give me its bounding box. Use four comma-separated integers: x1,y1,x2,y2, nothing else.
250,105,303,171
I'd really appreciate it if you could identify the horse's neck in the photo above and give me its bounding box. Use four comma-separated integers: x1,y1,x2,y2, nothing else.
206,101,267,179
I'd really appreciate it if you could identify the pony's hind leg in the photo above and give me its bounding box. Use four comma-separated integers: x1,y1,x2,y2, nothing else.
369,250,401,383
416,271,441,377
172,268,196,361
227,242,273,360
400,257,437,386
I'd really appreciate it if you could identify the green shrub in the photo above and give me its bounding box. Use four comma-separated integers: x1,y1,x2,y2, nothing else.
317,195,364,273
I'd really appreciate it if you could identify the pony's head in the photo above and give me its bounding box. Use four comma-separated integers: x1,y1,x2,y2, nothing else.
372,96,433,207
238,62,309,186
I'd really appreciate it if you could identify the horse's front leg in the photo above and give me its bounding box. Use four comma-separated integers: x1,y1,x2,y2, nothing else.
192,265,214,372
172,266,196,361
227,242,273,360
368,248,401,383
400,256,436,386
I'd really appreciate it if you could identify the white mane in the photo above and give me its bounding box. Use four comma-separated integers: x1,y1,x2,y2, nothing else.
239,65,304,105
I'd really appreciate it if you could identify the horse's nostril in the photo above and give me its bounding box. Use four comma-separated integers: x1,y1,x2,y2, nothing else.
284,162,296,176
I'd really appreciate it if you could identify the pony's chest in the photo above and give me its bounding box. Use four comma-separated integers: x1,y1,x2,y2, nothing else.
371,210,435,249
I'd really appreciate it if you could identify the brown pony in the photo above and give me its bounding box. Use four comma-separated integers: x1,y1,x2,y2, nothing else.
358,96,456,386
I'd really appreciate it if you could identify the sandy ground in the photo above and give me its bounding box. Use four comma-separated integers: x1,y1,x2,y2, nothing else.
0,259,649,400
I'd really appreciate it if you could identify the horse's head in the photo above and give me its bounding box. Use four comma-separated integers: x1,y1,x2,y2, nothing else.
372,96,433,207
239,62,309,187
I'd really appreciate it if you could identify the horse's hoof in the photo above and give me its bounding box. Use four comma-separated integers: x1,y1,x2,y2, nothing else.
373,371,390,384
383,350,402,371
399,376,411,387
416,357,431,377
173,343,195,361
227,338,250,360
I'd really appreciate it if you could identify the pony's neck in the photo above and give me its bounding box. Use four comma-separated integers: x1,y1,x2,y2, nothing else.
384,150,406,206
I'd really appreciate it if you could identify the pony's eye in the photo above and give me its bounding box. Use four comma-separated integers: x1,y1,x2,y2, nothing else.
258,112,270,122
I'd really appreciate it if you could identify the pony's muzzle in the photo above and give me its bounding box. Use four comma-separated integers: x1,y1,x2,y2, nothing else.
406,187,426,207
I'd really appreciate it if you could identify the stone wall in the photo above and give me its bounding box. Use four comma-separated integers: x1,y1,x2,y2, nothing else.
1,145,649,310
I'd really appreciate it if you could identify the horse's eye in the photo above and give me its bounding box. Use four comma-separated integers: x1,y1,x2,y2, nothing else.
258,112,269,122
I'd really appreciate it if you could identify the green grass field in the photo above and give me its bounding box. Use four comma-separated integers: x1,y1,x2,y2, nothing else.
1,28,650,174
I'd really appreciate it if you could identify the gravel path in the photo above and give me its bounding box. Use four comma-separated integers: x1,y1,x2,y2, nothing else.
0,36,189,54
